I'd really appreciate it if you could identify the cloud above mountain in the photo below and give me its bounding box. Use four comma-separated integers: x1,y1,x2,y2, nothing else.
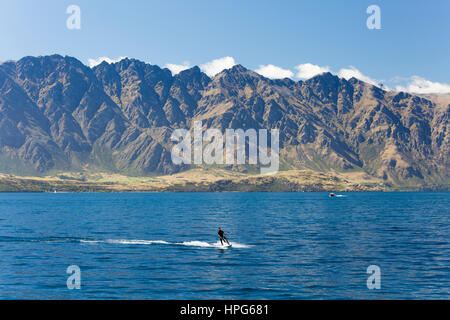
165,62,192,75
255,64,294,79
200,56,236,77
395,76,450,94
295,63,330,79
88,56,128,68
337,66,380,86
294,63,381,88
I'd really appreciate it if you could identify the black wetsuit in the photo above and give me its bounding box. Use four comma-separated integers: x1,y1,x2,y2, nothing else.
218,229,229,245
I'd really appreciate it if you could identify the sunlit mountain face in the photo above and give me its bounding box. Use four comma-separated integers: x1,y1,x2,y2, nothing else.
0,55,448,187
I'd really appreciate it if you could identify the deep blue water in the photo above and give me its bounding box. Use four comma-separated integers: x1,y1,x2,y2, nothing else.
0,192,448,299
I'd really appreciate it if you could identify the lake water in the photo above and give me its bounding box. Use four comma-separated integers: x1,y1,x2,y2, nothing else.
0,192,448,299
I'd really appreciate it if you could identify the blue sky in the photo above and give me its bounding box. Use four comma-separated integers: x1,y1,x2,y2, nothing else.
1,0,449,92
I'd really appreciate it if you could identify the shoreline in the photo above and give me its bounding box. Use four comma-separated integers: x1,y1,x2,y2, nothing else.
1,169,448,193
0,182,447,193
0,190,448,193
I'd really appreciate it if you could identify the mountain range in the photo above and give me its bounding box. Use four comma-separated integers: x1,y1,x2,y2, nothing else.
0,54,448,188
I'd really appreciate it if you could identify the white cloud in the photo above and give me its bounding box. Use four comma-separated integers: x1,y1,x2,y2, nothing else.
395,76,450,94
164,62,192,75
88,56,127,68
294,63,330,79
254,64,294,79
200,56,236,77
337,66,380,86
0,60,15,65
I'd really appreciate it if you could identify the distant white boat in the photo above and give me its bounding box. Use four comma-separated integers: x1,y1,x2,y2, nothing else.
330,193,346,198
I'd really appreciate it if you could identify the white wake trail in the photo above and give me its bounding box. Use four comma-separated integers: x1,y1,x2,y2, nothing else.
81,239,251,249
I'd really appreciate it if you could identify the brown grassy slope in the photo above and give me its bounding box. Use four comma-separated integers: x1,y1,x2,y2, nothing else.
0,168,416,192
